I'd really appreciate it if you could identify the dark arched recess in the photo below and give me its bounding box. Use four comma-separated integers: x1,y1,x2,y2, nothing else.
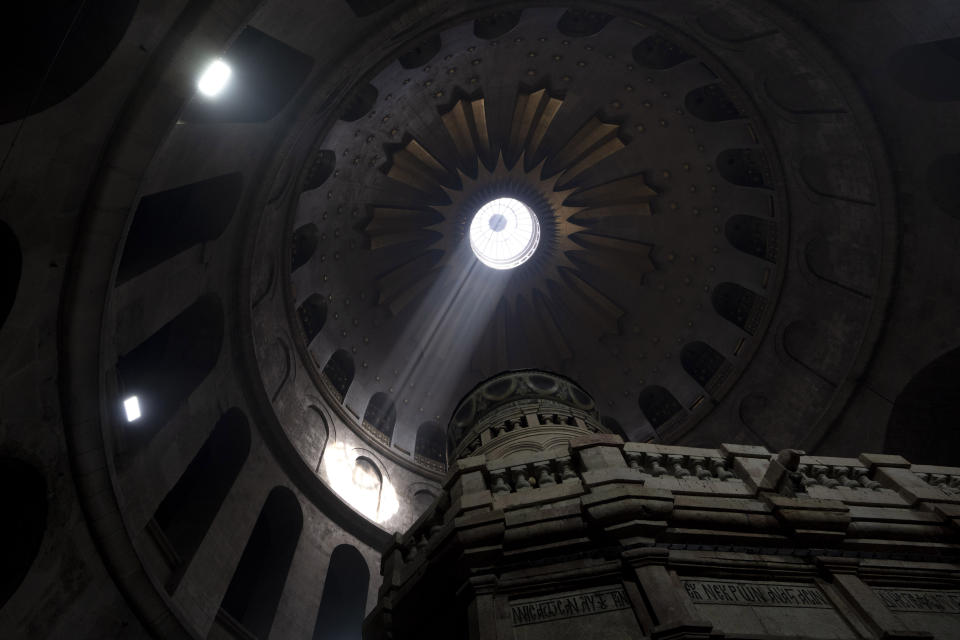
0,457,46,610
0,221,22,332
150,408,250,593
313,545,369,640
322,349,355,400
115,293,223,446
298,294,328,345
117,173,242,284
363,393,397,442
884,347,960,466
2,0,138,124
889,37,960,101
638,385,684,429
414,421,446,467
219,487,303,638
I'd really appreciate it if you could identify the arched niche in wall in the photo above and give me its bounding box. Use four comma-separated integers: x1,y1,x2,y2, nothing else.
313,544,370,640
181,27,313,123
351,457,383,519
711,282,766,335
414,421,446,468
297,294,328,345
322,349,355,401
685,84,743,122
362,392,396,443
889,37,960,101
0,457,46,610
303,149,336,192
412,489,436,513
557,10,613,37
681,341,732,394
398,35,441,69
0,221,22,332
219,487,303,638
632,34,692,70
927,153,960,220
149,408,250,593
638,385,684,429
725,215,776,262
2,0,138,124
291,223,320,271
339,83,378,122
884,347,960,466
115,293,223,445
473,11,522,40
117,173,242,284
717,149,769,188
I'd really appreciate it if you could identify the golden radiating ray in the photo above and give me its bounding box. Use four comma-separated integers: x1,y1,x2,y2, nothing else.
371,88,657,364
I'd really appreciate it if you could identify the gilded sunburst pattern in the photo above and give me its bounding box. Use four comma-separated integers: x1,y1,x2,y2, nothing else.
366,90,658,364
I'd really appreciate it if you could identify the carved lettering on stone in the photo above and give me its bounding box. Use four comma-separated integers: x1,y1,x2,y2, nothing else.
682,579,831,608
510,587,631,626
874,588,960,614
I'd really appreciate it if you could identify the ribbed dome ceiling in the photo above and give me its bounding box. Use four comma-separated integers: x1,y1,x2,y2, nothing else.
286,7,786,444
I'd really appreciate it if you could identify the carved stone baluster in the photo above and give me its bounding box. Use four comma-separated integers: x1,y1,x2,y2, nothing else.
813,465,839,488
534,461,556,486
489,469,511,494
625,452,642,470
853,467,882,490
646,453,667,477
512,465,532,491
690,456,712,480
556,456,577,482
668,455,690,478
834,466,860,489
710,457,734,481
796,464,817,488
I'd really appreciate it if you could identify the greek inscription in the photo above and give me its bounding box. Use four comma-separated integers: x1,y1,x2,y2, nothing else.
875,588,960,614
511,587,631,626
681,580,831,609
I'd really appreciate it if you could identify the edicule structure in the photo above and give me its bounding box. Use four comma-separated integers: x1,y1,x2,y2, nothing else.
367,371,960,639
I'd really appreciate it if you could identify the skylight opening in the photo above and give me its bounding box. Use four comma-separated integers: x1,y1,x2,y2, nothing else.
469,197,540,270
123,396,141,422
197,58,232,97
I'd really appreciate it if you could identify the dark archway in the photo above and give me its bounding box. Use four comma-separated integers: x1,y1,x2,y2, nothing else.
363,393,397,442
2,0,138,124
220,487,303,638
884,347,960,466
889,37,960,101
414,421,446,468
638,385,684,429
681,341,732,393
117,173,242,284
150,409,250,592
298,294,328,345
115,294,223,447
712,282,766,335
685,84,743,122
0,221,22,332
322,350,355,400
725,215,776,262
313,545,370,640
0,457,46,610
292,223,320,271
